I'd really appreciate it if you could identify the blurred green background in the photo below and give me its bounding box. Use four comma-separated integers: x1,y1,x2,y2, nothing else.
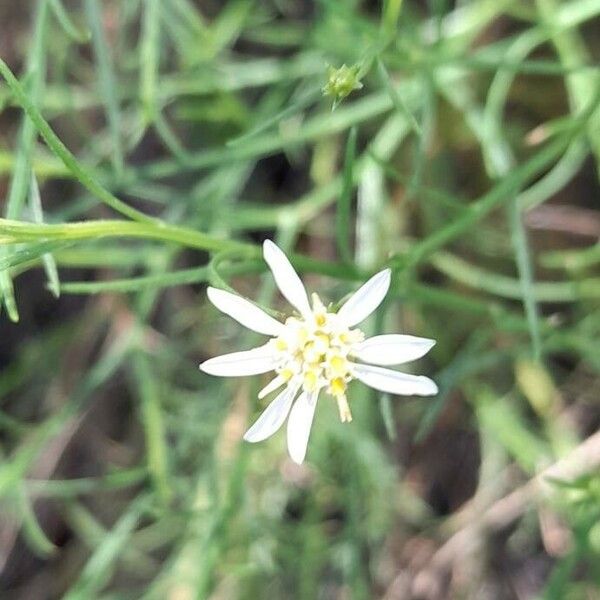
0,0,600,598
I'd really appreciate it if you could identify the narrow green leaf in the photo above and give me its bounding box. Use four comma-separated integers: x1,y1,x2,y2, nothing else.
0,240,70,271
0,412,67,499
336,126,357,264
376,58,421,136
227,86,321,147
49,0,90,42
84,0,124,176
167,0,207,37
63,496,148,600
381,0,404,34
140,0,161,121
541,243,600,271
379,394,397,441
0,274,19,322
26,467,147,498
0,217,254,253
509,198,542,360
431,251,600,302
475,388,550,473
131,353,172,505
17,484,57,557
29,173,60,297
153,109,190,163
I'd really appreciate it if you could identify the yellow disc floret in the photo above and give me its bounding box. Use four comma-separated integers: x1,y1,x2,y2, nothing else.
328,354,348,377
268,293,364,423
303,368,320,393
329,377,346,396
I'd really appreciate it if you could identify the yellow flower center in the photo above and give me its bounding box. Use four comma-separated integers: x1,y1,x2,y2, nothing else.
269,293,364,422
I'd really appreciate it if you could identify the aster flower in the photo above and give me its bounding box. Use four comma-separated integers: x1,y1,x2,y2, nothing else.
200,240,437,464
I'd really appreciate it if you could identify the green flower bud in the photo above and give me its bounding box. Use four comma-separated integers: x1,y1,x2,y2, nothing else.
322,64,363,109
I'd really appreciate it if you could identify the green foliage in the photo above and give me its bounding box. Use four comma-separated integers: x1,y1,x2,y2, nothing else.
0,0,599,597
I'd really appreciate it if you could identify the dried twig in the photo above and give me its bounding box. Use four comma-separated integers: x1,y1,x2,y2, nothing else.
384,430,600,599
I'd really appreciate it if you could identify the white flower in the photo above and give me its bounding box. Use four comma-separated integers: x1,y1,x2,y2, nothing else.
200,240,437,464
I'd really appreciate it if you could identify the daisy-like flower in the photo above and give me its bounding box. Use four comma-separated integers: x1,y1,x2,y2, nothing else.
200,240,437,464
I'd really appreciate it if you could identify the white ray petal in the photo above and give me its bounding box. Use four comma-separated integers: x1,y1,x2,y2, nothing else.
207,287,284,336
286,391,318,464
353,363,438,396
199,344,276,377
263,240,311,318
244,384,299,443
337,269,391,327
352,334,436,366
258,375,286,399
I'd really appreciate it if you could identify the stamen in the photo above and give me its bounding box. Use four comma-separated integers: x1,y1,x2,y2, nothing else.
303,369,319,392
311,293,327,326
329,355,347,377
280,368,295,381
303,341,325,364
329,376,346,395
336,394,353,423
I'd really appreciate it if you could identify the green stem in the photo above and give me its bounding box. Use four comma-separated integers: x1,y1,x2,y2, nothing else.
432,251,600,302
0,218,362,280
0,218,251,252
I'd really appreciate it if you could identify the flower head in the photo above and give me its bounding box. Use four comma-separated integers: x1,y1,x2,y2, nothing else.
322,64,363,109
200,240,437,464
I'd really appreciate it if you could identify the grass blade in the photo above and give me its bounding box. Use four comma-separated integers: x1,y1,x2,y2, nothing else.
63,495,148,600
509,198,542,360
0,240,71,271
376,58,421,136
140,0,161,121
49,0,90,43
336,126,357,264
17,484,57,557
131,352,172,506
29,173,60,297
226,85,321,147
379,394,397,440
84,0,124,176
